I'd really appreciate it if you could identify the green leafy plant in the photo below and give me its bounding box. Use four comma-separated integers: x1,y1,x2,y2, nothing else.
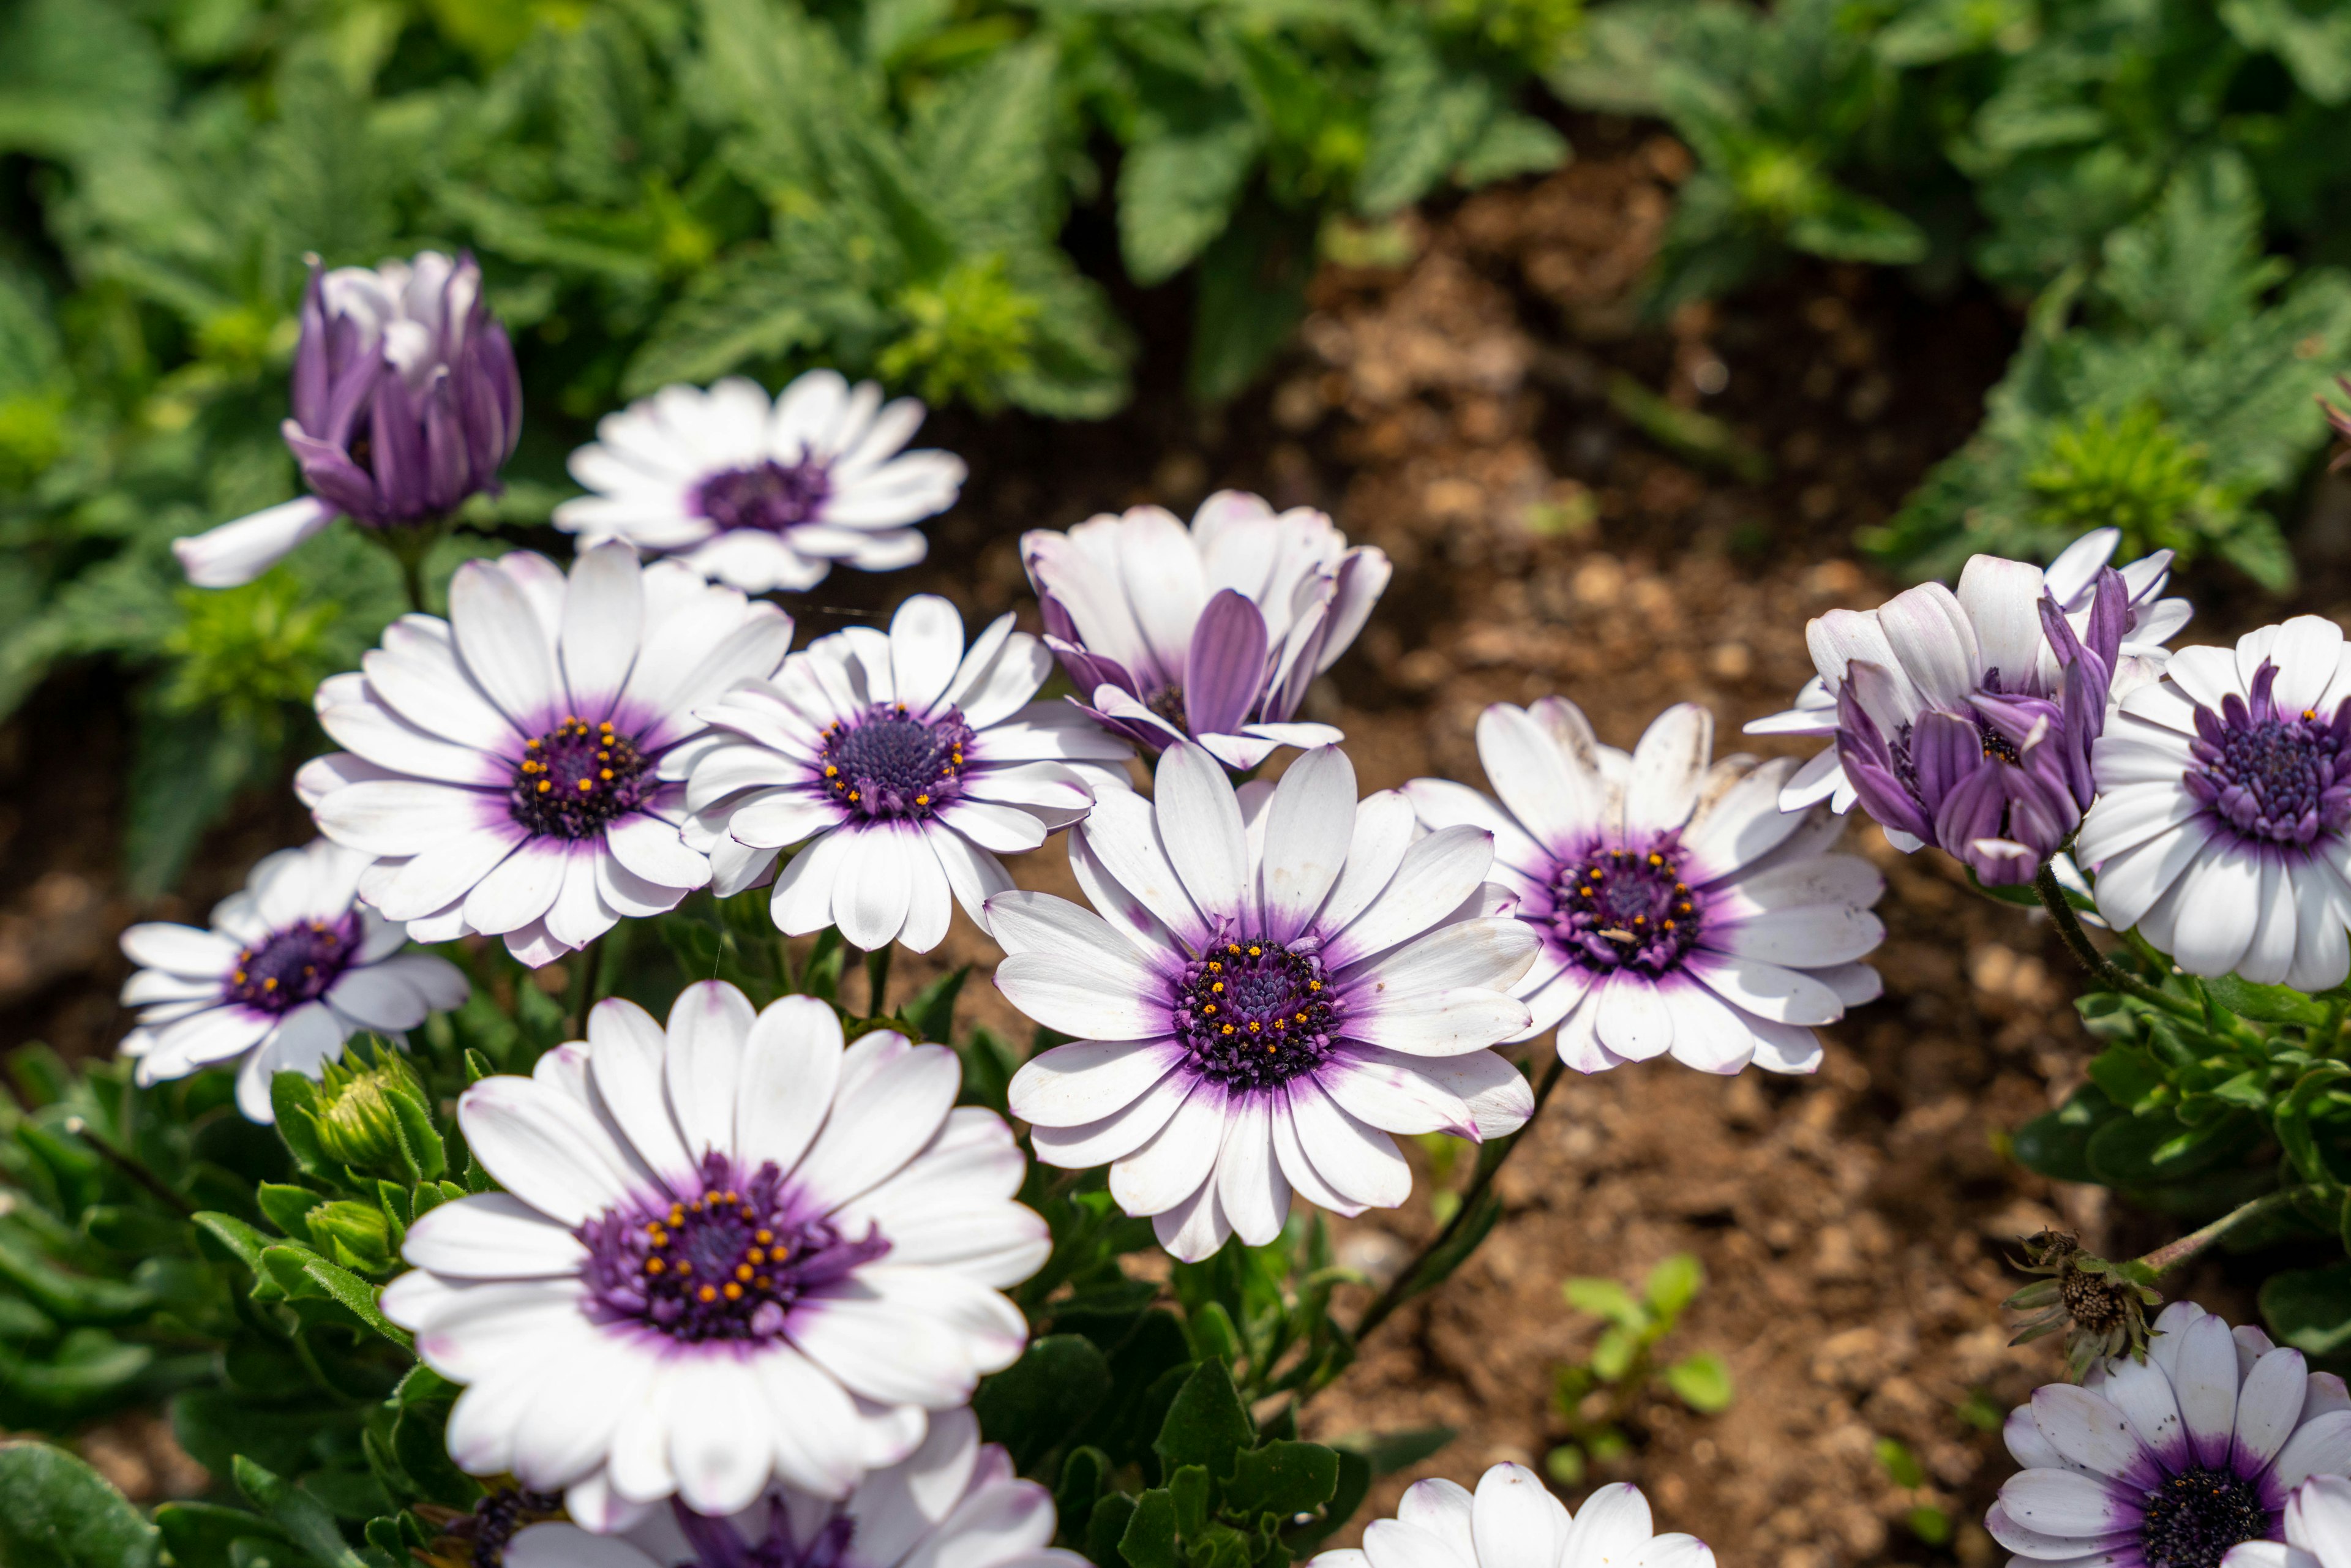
1874,1438,1952,1548
1543,1253,1732,1485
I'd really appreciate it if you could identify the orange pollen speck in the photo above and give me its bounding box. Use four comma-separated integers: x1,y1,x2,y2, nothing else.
735,1264,754,1282
537,781,552,793
746,1247,765,1264
754,1229,773,1245
699,1286,718,1304
754,1275,772,1289
724,1283,743,1300
676,1261,692,1276
644,1258,666,1274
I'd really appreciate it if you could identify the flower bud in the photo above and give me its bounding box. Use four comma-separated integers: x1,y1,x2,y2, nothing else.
308,1199,396,1274
310,1040,440,1180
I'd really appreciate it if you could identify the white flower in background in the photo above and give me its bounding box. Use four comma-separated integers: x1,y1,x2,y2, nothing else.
383,984,1048,1529
1023,492,1391,770
553,372,966,594
505,1409,1087,1568
1406,700,1883,1076
2227,1476,2351,1568
1748,525,2191,816
679,594,1129,953
1308,1461,1713,1568
991,741,1537,1262
300,545,793,966
2074,615,2351,991
116,839,466,1122
1991,1301,2351,1568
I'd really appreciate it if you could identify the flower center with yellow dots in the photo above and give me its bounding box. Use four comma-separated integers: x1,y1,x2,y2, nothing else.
225,913,363,1015
576,1153,889,1344
508,715,653,839
1550,837,1704,975
1174,937,1343,1092
818,703,975,822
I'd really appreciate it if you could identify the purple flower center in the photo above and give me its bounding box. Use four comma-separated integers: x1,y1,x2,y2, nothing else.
2185,664,2351,849
576,1153,888,1344
1173,937,1343,1091
510,715,654,839
1550,840,1703,975
694,460,832,536
820,703,973,822
2136,1466,2271,1568
227,915,362,1013
672,1499,855,1568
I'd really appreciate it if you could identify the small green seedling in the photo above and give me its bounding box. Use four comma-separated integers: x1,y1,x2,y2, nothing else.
1876,1438,1952,1546
1545,1253,1733,1485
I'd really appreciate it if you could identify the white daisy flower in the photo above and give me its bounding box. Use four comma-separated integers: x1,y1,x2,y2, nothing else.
1308,1461,1713,1568
504,1408,1086,1568
552,373,966,593
300,544,793,967
1023,491,1391,771
991,740,1538,1263
381,984,1049,1529
2074,615,2351,991
1404,700,1883,1078
116,839,467,1122
1991,1300,2351,1568
678,594,1130,953
2227,1476,2351,1568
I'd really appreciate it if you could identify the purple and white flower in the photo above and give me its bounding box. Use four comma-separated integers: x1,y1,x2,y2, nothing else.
553,372,966,594
504,1409,1086,1568
116,839,467,1122
1405,700,1883,1078
1307,1461,1713,1568
1745,550,2135,886
2227,1476,2351,1568
678,594,1129,953
301,545,793,966
383,985,1048,1529
2074,616,2351,989
175,252,521,588
991,740,1537,1262
1751,528,2188,817
1992,1301,2351,1568
1022,492,1391,771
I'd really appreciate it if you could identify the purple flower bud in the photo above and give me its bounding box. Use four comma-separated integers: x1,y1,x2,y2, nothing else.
174,252,522,588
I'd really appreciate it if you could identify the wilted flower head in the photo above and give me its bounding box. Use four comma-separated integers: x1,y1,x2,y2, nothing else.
2005,1230,2162,1381
174,251,522,588
1751,553,2134,885
1023,492,1391,772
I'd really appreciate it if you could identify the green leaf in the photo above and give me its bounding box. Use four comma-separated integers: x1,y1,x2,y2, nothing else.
1327,1426,1456,1477
1120,1487,1181,1568
1562,1277,1645,1329
2200,974,2331,1026
1226,1441,1341,1520
1453,114,1570,188
153,1502,296,1568
1643,1254,1703,1319
972,1334,1113,1474
1589,1324,1638,1382
2011,1087,2120,1184
2222,0,2351,103
899,965,969,1044
231,1457,370,1568
0,1441,159,1567
1087,1492,1140,1568
1663,1352,1734,1413
1355,41,1496,217
255,1183,321,1243
1168,1464,1210,1539
1056,1445,1110,1540
1118,106,1262,287
1153,1359,1252,1480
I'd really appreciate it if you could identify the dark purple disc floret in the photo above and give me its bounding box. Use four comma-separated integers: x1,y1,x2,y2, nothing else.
817,703,975,822
576,1152,887,1344
2183,659,2351,850
694,459,833,537
1546,837,1704,975
225,913,362,1013
1171,934,1343,1092
673,1498,857,1568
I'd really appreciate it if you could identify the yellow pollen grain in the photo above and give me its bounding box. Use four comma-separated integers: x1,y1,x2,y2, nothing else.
746,1247,765,1264
1248,945,1261,956
825,765,838,777
577,779,593,792
1221,1024,1234,1035
644,1258,665,1274
754,1229,773,1245
233,972,247,984
538,781,552,793
735,1264,754,1282
1248,1021,1261,1033
263,977,277,990
526,738,540,749
675,1260,692,1276
915,793,929,805
1211,981,1224,993
754,1275,771,1289
1308,980,1322,991
601,769,613,781
699,1285,718,1304
724,1282,743,1300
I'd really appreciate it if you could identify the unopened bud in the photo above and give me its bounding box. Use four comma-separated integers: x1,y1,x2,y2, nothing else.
310,1039,437,1179
309,1199,395,1274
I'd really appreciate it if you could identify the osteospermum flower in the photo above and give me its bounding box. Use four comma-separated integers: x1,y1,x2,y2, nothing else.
301,545,792,966
504,1408,1087,1568
1992,1301,2351,1568
1022,492,1391,770
1406,700,1883,1076
678,594,1128,952
382,985,1048,1528
116,839,467,1122
1308,1461,1714,1568
2074,616,2351,990
2227,1476,2351,1568
991,741,1537,1261
175,252,520,588
1744,552,2134,885
1751,534,2188,874
552,372,966,593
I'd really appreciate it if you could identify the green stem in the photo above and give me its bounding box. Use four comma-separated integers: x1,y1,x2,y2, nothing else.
568,936,607,1041
866,945,892,1018
2134,1188,2309,1277
61,1116,194,1217
2031,861,2201,1019
1343,1052,1568,1356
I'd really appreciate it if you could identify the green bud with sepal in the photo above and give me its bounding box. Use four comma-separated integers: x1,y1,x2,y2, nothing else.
282,1037,446,1184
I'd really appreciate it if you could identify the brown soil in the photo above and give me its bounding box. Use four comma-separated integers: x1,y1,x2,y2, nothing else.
1,116,2307,1559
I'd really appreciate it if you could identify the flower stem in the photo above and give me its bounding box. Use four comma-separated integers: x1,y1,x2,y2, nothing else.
61,1116,194,1217
865,945,892,1018
2031,861,2201,1019
2134,1188,2309,1277
568,936,607,1041
1345,1052,1568,1354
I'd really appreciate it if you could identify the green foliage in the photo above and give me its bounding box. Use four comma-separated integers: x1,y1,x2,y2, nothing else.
1545,1252,1730,1484
1558,0,2351,583
0,1441,160,1568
